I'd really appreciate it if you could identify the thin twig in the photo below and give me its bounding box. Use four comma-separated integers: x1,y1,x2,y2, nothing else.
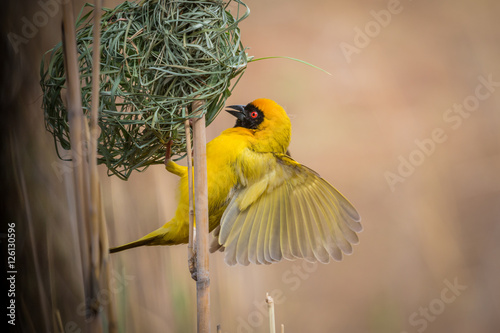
89,0,102,276
266,293,276,333
186,115,196,280
86,1,103,323
192,101,210,333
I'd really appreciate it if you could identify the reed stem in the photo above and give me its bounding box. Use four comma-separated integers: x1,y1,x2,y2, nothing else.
61,0,91,320
186,116,196,278
266,293,276,333
192,101,210,333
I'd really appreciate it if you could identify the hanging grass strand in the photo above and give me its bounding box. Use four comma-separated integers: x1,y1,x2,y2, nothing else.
41,0,251,180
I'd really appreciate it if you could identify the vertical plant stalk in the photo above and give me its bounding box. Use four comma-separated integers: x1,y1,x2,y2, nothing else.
266,293,276,333
99,183,120,333
185,116,196,278
61,0,91,318
89,0,102,277
87,2,102,319
192,100,210,333
62,1,112,330
89,1,117,330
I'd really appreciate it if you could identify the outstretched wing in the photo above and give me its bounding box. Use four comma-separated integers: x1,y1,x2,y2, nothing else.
217,153,361,266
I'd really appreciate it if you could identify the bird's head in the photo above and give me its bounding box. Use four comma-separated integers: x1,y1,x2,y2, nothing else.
226,98,291,152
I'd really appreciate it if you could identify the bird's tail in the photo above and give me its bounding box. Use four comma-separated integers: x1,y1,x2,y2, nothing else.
109,237,155,253
109,223,176,254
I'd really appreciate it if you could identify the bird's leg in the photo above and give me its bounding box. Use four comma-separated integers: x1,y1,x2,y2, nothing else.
164,140,172,166
164,141,185,176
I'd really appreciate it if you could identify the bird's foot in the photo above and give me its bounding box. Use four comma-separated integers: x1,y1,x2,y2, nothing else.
188,249,197,281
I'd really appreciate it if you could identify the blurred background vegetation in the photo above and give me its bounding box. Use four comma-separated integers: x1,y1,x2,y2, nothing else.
2,0,499,332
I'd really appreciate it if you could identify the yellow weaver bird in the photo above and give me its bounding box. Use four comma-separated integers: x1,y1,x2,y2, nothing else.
110,98,361,265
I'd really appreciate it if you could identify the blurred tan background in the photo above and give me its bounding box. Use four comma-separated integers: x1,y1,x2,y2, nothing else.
2,0,499,332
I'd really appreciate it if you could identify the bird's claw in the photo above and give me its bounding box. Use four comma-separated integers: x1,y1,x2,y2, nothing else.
188,250,197,281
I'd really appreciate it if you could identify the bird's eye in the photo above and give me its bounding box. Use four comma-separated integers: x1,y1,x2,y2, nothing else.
250,111,258,119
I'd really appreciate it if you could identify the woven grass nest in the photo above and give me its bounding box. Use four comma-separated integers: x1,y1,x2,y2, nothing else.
41,0,250,180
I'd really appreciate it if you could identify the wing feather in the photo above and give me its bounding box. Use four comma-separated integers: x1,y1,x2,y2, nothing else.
288,186,305,259
218,153,361,266
263,192,276,264
278,186,293,260
294,186,322,262
300,185,331,263
223,207,249,266
321,184,354,255
235,201,259,266
320,179,360,243
245,195,265,265
256,195,272,264
306,184,344,261
268,185,283,262
219,192,242,244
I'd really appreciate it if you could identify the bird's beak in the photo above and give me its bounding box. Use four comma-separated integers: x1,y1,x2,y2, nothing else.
226,105,246,121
